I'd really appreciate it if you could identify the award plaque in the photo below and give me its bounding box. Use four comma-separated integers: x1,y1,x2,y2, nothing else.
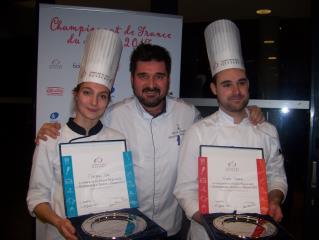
202,213,294,240
70,208,166,240
81,212,147,238
59,140,167,239
198,145,294,240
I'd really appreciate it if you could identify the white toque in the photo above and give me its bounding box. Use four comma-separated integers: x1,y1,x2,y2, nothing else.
204,19,245,77
78,29,123,90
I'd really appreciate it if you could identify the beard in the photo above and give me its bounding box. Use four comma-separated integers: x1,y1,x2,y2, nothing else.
133,86,168,108
219,94,249,113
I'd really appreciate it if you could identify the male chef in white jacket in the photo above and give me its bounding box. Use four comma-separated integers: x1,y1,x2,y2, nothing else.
174,19,288,239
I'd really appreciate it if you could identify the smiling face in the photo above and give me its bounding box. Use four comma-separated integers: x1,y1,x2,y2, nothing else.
74,82,109,130
211,68,249,120
131,60,170,116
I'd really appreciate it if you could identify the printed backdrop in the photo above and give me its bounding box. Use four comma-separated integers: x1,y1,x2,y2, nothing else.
36,4,182,239
37,3,183,131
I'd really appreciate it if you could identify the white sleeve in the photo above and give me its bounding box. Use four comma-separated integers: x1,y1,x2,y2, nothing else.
26,140,54,216
174,126,201,219
266,128,288,200
193,106,202,123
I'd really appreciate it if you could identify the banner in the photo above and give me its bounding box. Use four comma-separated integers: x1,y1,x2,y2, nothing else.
36,4,182,239
37,3,183,131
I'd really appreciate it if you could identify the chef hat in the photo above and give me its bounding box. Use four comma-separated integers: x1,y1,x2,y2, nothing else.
204,19,245,78
78,29,123,91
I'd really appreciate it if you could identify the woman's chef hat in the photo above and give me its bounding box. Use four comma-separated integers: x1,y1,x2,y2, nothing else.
78,29,123,91
204,19,245,78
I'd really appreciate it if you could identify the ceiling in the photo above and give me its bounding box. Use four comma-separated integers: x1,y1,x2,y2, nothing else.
12,0,312,20
4,0,311,38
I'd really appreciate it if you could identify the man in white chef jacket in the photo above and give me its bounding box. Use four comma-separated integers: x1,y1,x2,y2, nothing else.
174,19,288,240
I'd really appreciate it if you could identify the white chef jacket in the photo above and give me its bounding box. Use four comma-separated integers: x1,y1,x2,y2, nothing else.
104,96,200,236
174,109,288,240
27,119,124,240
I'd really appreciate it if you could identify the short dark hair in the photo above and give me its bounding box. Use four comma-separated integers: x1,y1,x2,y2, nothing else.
73,83,82,93
211,74,217,84
129,43,171,75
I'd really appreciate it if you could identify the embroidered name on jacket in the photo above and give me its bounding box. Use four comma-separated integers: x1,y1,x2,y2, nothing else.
168,124,186,145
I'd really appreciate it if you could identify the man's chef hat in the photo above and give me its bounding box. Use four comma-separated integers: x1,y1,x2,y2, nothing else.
78,29,123,91
204,19,245,78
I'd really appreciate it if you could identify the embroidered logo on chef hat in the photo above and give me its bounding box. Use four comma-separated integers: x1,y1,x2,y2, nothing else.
78,29,123,91
204,19,245,77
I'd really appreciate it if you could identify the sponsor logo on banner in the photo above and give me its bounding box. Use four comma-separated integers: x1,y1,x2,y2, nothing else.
72,62,80,69
49,59,62,69
47,87,64,96
50,112,59,122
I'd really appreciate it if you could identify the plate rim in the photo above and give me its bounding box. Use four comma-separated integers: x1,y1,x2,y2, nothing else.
212,214,278,239
81,212,147,239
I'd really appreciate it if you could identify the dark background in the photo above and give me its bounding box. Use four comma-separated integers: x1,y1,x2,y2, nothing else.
2,0,316,239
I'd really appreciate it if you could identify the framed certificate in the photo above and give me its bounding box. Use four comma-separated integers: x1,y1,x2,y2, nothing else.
198,145,268,215
59,139,138,217
59,140,167,239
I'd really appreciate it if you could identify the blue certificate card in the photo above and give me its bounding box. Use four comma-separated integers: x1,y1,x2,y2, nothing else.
59,139,138,218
